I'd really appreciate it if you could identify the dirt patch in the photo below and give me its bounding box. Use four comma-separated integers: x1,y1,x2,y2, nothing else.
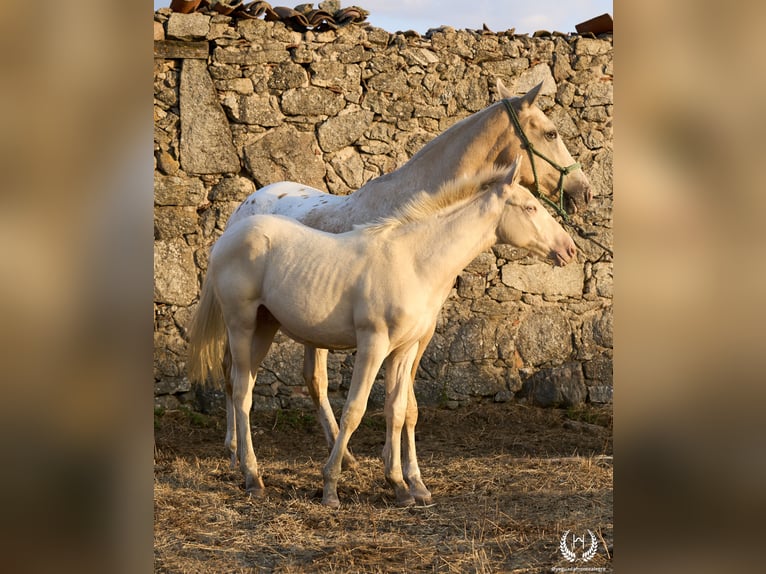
154,402,612,572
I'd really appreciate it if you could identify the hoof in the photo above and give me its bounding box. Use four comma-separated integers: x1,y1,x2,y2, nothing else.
391,482,416,507
322,481,341,508
411,485,432,506
414,493,433,506
341,452,358,470
245,475,265,496
246,487,266,498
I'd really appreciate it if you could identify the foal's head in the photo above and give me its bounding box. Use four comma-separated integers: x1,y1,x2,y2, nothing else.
495,79,593,214
495,157,577,266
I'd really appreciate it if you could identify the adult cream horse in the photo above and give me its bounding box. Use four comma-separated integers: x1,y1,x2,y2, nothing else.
214,79,592,471
188,159,577,507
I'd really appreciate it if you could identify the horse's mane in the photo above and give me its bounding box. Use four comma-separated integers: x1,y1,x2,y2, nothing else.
361,165,511,234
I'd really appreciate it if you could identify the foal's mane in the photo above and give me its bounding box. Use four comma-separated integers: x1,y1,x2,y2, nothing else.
361,165,510,234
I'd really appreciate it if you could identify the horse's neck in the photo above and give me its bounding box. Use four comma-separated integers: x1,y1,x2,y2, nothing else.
350,104,510,215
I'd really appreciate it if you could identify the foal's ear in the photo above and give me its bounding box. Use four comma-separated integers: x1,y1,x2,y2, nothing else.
504,156,523,187
519,82,543,109
495,77,514,100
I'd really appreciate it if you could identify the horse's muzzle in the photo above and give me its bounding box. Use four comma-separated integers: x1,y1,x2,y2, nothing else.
551,240,577,266
565,183,593,215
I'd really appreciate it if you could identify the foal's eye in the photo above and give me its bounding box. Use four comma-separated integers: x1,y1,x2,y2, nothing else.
525,204,537,215
545,130,558,141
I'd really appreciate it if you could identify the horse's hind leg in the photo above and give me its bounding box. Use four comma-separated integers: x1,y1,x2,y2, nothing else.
303,346,357,469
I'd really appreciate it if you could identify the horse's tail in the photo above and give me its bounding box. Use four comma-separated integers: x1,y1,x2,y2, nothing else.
186,273,226,386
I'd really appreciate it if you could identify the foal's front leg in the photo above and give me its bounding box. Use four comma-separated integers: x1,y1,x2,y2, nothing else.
382,344,420,507
402,377,431,505
322,332,390,508
401,333,434,505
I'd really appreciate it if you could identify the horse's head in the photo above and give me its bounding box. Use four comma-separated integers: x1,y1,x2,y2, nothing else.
496,79,592,215
496,157,577,266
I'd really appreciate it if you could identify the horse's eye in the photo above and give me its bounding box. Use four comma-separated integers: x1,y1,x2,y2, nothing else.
525,204,537,214
545,130,558,141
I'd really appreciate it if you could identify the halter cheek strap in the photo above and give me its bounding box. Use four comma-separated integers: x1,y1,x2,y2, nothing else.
502,98,581,221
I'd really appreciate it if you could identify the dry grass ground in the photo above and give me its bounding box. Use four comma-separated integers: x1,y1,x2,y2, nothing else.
154,401,612,573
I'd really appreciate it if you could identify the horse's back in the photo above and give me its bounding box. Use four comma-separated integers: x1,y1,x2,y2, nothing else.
227,181,344,229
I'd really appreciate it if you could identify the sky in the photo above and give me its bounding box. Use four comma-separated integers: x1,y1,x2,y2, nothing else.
154,1,612,35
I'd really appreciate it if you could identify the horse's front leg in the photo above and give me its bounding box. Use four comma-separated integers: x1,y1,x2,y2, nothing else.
303,346,357,468
382,343,420,507
322,332,390,508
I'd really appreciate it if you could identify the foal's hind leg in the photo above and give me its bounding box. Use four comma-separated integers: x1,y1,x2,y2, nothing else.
223,347,237,468
303,346,357,469
229,308,279,495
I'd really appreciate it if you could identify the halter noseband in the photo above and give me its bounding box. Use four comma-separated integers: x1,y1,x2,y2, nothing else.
502,98,581,221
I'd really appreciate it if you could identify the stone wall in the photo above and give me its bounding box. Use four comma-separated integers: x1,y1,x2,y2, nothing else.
153,8,613,412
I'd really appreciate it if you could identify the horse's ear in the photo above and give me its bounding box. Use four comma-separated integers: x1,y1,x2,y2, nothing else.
495,77,513,100
505,156,523,186
519,82,543,109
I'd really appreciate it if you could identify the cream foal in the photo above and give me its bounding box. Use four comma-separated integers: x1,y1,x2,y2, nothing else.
188,159,576,507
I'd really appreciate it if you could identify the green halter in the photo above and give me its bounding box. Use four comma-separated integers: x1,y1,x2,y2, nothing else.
502,98,581,221
502,98,613,257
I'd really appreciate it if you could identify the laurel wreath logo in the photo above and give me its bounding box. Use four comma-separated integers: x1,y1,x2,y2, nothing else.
559,529,598,563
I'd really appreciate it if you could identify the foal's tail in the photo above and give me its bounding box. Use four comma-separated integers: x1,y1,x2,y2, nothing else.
186,274,227,386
